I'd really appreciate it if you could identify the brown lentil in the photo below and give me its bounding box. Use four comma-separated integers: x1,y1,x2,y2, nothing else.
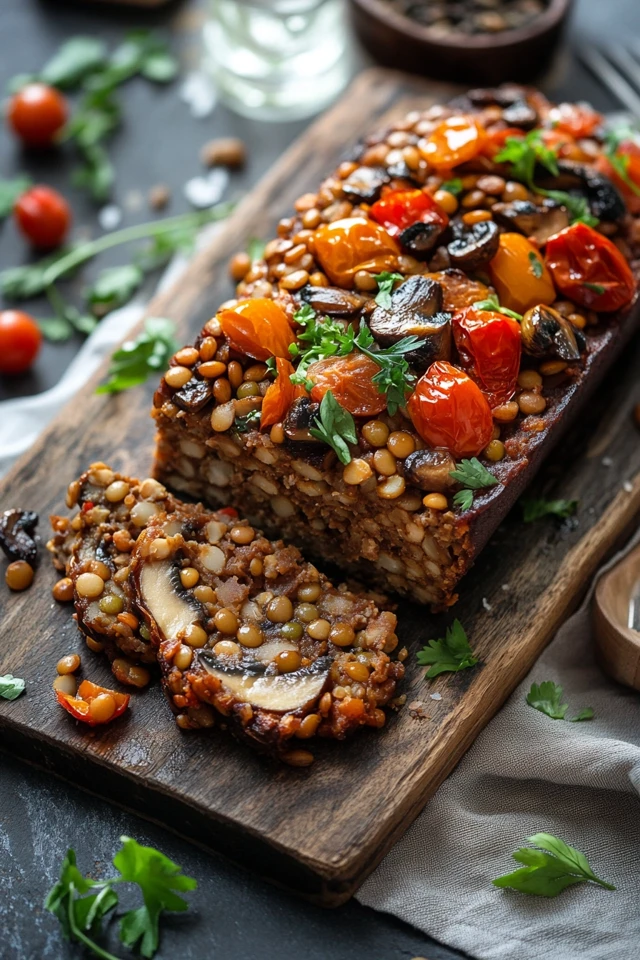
174,645,193,670
282,621,303,641
214,608,238,634
373,448,397,475
362,420,390,447
283,749,314,767
433,189,458,214
229,251,251,282
484,439,506,461
377,475,406,499
89,693,116,724
53,577,74,602
85,636,105,653
117,611,139,630
237,623,264,648
343,458,373,485
56,654,81,675
387,431,415,459
518,392,547,415
266,595,294,623
180,567,200,589
423,493,448,510
345,661,369,683
493,401,520,422
53,674,77,696
307,618,331,640
296,713,321,738
214,639,241,657
517,369,543,389
112,658,150,687
329,622,355,647
275,650,302,673
76,572,104,598
5,560,34,591
194,585,216,604
503,181,530,202
199,360,227,379
297,582,321,602
539,360,568,376
462,209,492,225
164,366,192,389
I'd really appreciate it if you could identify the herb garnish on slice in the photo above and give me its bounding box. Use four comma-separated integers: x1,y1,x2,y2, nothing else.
604,125,640,198
473,293,523,321
352,322,419,416
528,250,543,278
373,271,404,309
441,177,463,196
0,675,26,700
526,681,593,722
417,619,478,678
235,409,261,433
493,833,614,897
521,498,578,522
450,458,499,511
309,390,357,465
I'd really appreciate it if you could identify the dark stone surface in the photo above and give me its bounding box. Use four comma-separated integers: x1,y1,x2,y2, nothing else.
0,0,637,958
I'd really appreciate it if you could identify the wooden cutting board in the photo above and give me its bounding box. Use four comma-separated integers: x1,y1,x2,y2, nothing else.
2,69,640,906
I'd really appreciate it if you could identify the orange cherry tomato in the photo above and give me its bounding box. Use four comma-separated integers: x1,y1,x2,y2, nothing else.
489,233,556,315
261,357,306,428
545,222,636,312
452,307,521,408
56,679,130,726
313,217,399,287
425,271,489,312
218,298,295,361
308,352,386,417
7,83,68,147
547,102,603,139
369,188,449,239
14,185,71,249
0,310,42,374
596,142,640,215
420,116,486,169
408,360,493,459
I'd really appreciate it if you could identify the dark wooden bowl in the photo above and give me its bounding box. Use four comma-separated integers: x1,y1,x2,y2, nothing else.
349,0,574,86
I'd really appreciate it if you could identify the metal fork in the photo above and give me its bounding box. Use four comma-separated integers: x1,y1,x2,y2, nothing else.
578,43,640,117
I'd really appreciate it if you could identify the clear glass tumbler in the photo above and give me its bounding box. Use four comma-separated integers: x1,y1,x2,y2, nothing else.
203,0,351,121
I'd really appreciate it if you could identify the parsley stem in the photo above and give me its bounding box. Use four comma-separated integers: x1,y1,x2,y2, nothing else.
67,883,122,960
42,202,235,287
45,282,69,320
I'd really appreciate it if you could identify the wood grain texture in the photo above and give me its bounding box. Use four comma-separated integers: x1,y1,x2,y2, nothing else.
594,545,640,690
2,69,640,905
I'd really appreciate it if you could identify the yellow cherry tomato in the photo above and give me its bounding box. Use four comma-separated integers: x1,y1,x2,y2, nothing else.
489,233,556,315
313,217,399,287
419,116,486,169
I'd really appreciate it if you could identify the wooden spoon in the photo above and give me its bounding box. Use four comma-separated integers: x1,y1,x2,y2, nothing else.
593,541,640,691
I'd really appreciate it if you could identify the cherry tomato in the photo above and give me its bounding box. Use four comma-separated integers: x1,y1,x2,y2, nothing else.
0,310,42,374
408,361,493,459
14,185,71,249
489,233,556,315
483,126,524,158
261,357,306,428
426,270,489,313
452,307,521,407
547,102,603,139
420,116,486,170
308,352,386,416
545,222,636,312
597,141,640,215
218,298,295,361
56,679,130,726
370,188,449,239
7,82,68,147
313,217,399,287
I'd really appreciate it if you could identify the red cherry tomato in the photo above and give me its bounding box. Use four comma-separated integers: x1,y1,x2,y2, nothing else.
452,307,522,408
313,217,399,287
308,352,386,417
545,222,636,312
7,83,68,147
14,185,71,249
0,310,42,374
56,679,130,726
596,141,640,215
408,360,493,459
483,126,524,158
369,188,449,240
547,102,603,139
261,357,306,428
420,116,486,169
218,298,295,361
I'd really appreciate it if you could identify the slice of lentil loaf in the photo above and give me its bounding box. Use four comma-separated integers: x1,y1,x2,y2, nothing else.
152,85,640,607
130,506,402,759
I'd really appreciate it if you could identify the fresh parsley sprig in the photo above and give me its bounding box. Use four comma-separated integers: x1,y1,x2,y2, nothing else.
289,304,355,387
353,322,419,416
493,833,614,897
604,125,640,198
450,458,499,511
0,674,26,700
96,317,177,394
309,390,357,465
235,409,261,433
473,294,523,322
373,271,403,309
417,619,478,678
526,681,593,722
521,498,578,523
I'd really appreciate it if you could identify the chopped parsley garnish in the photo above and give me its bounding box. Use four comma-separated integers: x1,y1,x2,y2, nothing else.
583,282,605,295
373,271,404,309
417,619,478,678
526,681,593,722
450,458,499,510
0,674,26,700
309,390,357,465
235,409,261,433
528,250,543,278
473,294,523,322
352,322,419,416
542,190,599,228
441,177,463,196
604,125,640,197
521,497,578,522
492,833,614,897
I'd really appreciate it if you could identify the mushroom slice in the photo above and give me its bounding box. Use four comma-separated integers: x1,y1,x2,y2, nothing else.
0,509,39,567
521,305,585,361
369,276,452,367
398,220,447,259
447,220,499,272
402,449,456,492
138,559,203,640
536,161,626,223
283,397,322,443
300,284,370,316
341,165,390,203
492,200,569,246
199,653,331,713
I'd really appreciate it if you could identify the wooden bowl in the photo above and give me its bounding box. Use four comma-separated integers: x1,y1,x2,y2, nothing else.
349,0,574,86
593,542,640,691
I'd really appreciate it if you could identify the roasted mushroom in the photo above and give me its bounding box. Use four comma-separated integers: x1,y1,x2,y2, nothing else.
199,653,331,713
137,558,204,640
369,276,452,366
537,161,626,223
521,305,585,360
402,449,456,492
0,509,39,567
447,219,500,271
399,219,448,259
341,165,390,203
173,376,213,413
283,397,322,443
492,199,569,245
300,284,371,316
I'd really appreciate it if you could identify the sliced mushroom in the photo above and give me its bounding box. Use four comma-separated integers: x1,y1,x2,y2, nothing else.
537,161,626,223
0,509,39,567
502,99,538,129
399,220,448,259
300,284,370,316
283,397,321,443
138,558,203,639
521,305,585,361
341,165,390,203
199,653,331,713
456,86,539,128
447,220,499,271
402,449,456,492
173,377,213,413
369,276,452,367
492,199,569,245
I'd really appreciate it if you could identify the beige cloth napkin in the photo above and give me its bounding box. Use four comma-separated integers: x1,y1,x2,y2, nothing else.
357,548,640,960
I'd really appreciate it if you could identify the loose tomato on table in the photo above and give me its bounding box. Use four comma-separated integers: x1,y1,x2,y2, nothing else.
370,188,449,238
218,298,295,361
419,116,486,169
489,233,556,315
0,310,42,374
56,679,130,726
407,360,494,459
7,82,68,147
307,352,386,417
545,222,636,312
14,185,71,248
452,307,521,408
596,141,640,215
313,217,399,287
261,357,306,428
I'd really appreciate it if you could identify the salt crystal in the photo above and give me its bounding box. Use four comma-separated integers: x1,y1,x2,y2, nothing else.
624,481,633,493
98,205,122,231
183,167,229,209
180,71,217,119
430,692,442,701
602,456,613,467
482,597,492,612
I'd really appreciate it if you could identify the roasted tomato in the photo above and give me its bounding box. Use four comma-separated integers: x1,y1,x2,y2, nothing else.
370,188,449,238
261,357,305,428
483,126,524,158
0,310,42,374
218,298,295,361
489,233,556,315
308,352,386,416
408,360,493,459
7,83,67,147
597,141,640,215
56,679,130,726
545,222,636,312
425,270,489,312
420,116,486,169
313,217,399,287
452,307,521,407
547,102,603,139
14,185,71,248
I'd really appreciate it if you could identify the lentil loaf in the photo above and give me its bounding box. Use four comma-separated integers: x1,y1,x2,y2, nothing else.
151,86,640,606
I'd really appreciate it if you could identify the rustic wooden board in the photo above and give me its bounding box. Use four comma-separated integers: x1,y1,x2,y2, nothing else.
2,69,640,906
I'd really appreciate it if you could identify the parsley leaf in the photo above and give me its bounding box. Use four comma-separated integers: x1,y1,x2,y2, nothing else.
417,619,478,678
0,674,25,700
247,237,267,262
541,189,599,227
87,265,144,316
604,125,640,197
373,271,404,309
353,321,419,415
40,37,108,90
38,317,75,342
235,409,261,433
450,458,499,510
0,176,31,218
441,177,463,196
473,294,523,321
526,680,593,722
0,247,78,300
96,317,177,394
289,304,355,384
528,250,543,278
309,390,357,465
493,833,615,897
114,836,197,959
495,130,559,184
521,498,578,522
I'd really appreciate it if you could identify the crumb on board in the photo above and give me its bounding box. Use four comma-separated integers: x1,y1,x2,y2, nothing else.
408,700,431,719
148,184,171,211
482,597,492,612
